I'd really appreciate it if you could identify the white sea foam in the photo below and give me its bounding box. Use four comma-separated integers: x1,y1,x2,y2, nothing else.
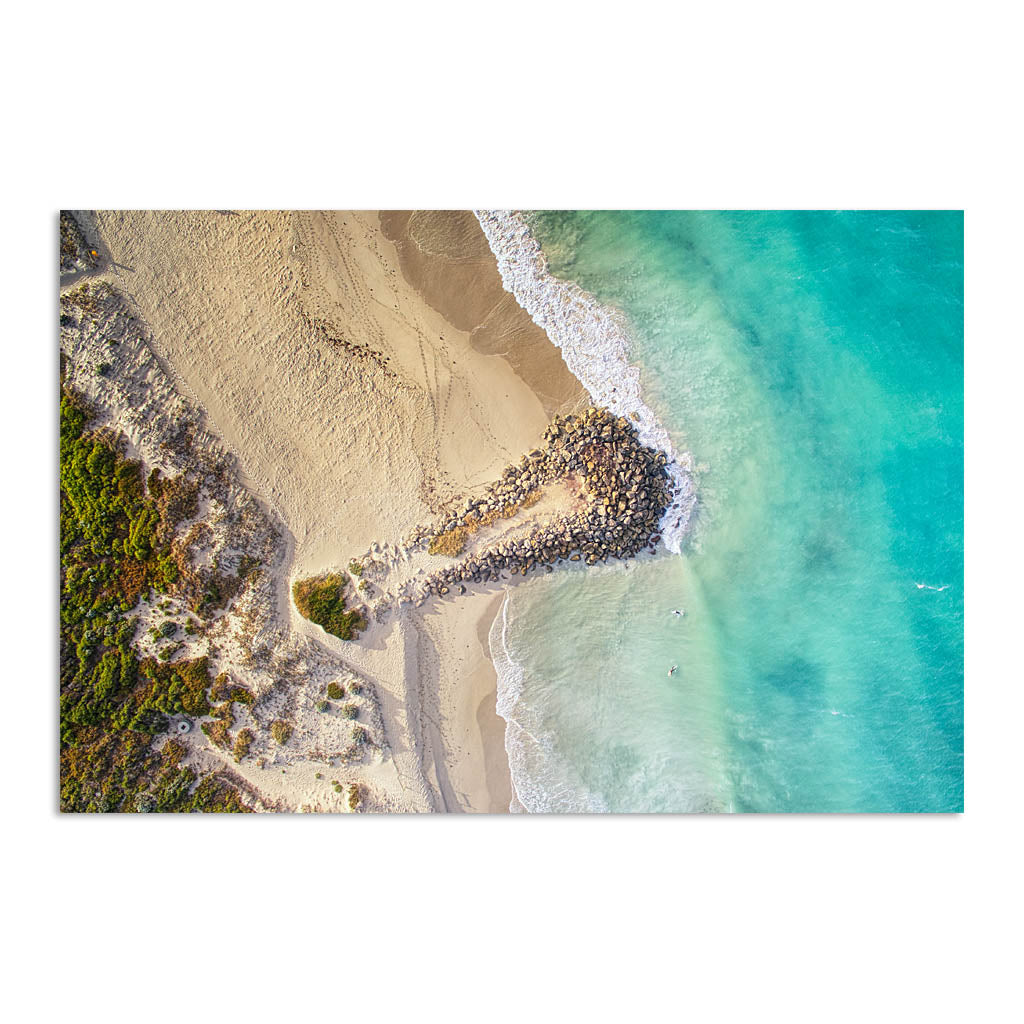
477,211,698,812
488,588,607,813
474,209,696,552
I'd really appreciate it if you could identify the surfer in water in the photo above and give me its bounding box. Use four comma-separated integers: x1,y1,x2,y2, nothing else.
672,609,684,617
668,664,678,677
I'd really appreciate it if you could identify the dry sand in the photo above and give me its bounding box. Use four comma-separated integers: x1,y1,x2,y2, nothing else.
72,209,584,812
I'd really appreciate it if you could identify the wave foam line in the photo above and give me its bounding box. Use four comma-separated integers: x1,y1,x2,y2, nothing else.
489,587,610,814
474,209,695,552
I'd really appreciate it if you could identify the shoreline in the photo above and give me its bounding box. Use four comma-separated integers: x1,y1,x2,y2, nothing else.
474,210,695,552
375,211,586,812
73,209,580,812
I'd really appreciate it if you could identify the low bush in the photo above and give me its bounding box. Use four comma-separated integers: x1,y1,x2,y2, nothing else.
292,574,366,641
326,682,344,700
270,720,292,745
202,701,233,750
428,527,467,557
233,728,253,763
58,381,248,812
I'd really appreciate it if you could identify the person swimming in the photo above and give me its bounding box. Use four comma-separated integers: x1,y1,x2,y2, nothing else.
668,664,678,677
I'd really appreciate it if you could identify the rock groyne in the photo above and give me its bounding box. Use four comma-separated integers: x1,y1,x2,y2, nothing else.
406,405,673,603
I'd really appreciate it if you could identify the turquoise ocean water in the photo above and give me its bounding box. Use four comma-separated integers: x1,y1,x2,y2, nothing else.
489,211,963,813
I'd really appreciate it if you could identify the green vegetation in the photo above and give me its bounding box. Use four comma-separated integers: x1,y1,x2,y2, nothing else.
59,384,246,812
315,700,329,713
202,675,256,750
270,720,292,745
326,682,344,700
202,700,234,750
210,672,254,706
348,784,362,810
348,560,363,577
291,574,366,641
233,728,254,763
340,703,359,720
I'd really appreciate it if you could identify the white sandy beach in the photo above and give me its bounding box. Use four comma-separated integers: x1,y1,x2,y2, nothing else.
65,209,584,812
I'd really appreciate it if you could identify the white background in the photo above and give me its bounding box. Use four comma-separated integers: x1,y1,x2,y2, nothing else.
5,2,1018,1021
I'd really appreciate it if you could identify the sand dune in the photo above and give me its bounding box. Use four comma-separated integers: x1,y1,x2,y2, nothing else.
72,209,581,812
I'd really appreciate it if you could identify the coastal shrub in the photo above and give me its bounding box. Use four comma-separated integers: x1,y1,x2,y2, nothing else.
134,792,156,813
348,560,363,577
340,703,359,720
60,212,98,271
233,729,254,762
292,574,366,641
326,682,344,700
428,526,467,557
270,720,292,745
161,739,186,767
58,371,258,812
348,784,361,811
58,384,245,813
211,672,232,702
202,702,233,750
315,700,329,713
210,672,254,706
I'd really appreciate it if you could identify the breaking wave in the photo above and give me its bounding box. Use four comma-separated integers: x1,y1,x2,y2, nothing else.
474,209,695,553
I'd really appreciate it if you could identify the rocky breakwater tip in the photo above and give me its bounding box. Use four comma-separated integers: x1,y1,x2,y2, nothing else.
405,405,673,605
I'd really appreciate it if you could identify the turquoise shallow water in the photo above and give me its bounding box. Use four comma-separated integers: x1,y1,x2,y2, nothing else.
496,211,963,813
